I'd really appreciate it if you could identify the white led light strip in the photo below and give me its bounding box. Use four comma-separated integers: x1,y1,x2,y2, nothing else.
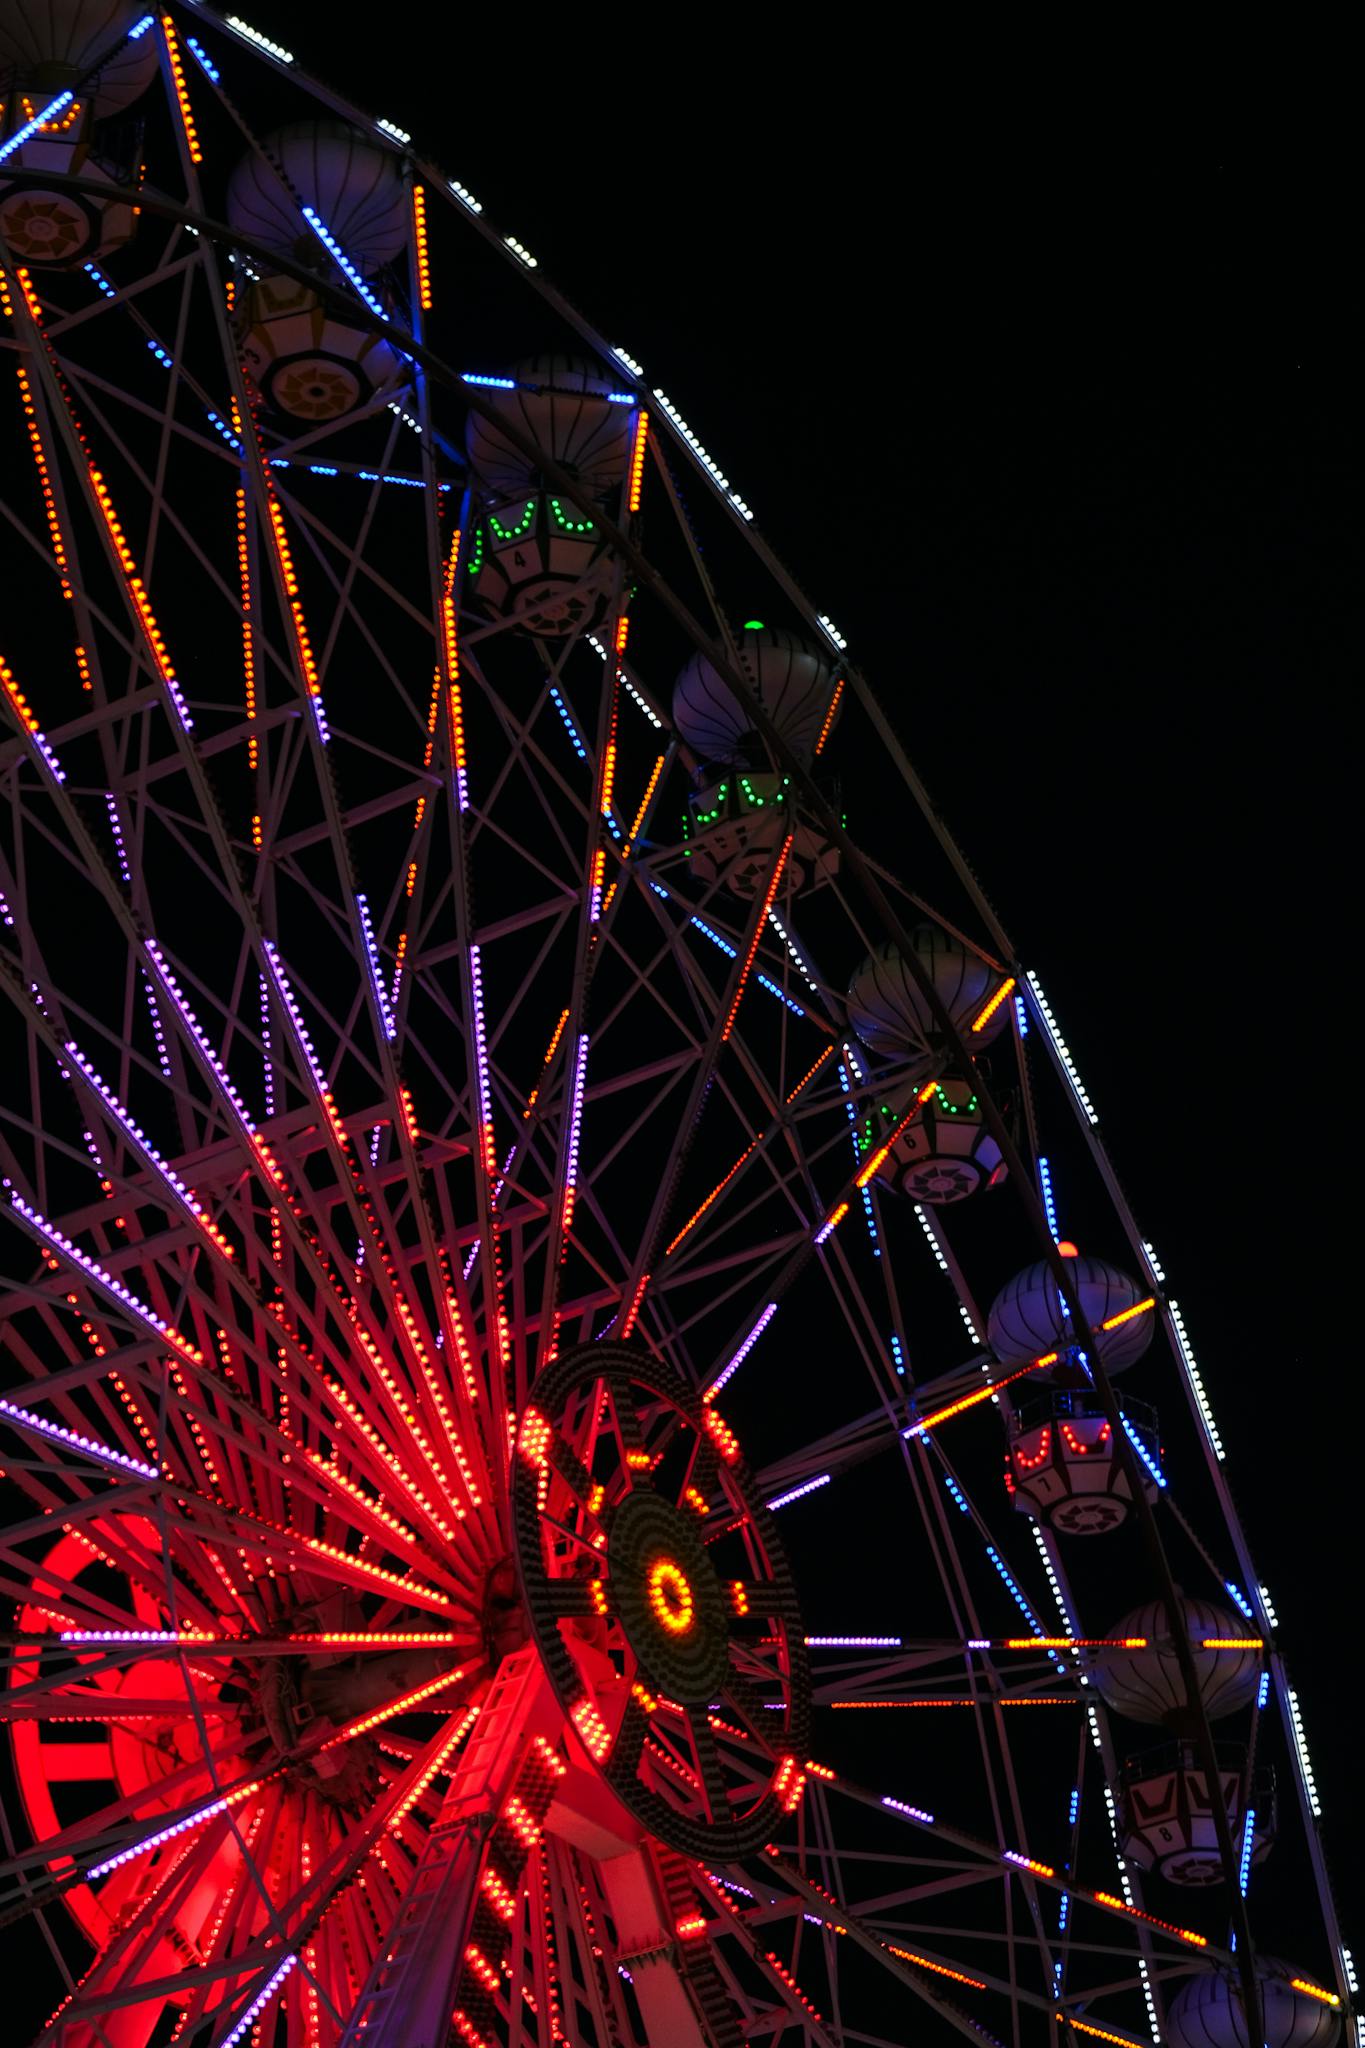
225,14,293,61
1024,969,1099,1124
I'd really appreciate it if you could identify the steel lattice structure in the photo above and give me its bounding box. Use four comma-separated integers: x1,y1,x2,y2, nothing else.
0,9,1353,2048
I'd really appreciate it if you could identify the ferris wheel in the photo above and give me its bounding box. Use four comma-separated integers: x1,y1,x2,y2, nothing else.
0,8,1354,2048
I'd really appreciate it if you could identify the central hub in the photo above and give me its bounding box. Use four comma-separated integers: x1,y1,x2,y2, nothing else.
647,1558,695,1635
608,1488,730,1704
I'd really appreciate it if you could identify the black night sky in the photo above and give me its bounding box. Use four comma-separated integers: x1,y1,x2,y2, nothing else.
251,18,1359,1922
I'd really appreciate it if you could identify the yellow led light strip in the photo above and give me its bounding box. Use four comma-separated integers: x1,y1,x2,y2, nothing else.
161,15,203,164
1289,1980,1341,2008
887,1944,987,1991
319,1665,467,1748
412,184,433,309
832,1698,1079,1709
627,411,650,512
1057,2017,1146,2047
907,1358,1056,1435
970,975,1016,1033
1091,1892,1206,1947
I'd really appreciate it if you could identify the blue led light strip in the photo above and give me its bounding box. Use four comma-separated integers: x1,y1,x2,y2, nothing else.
548,684,588,763
984,1544,1051,1641
0,91,75,164
1119,1413,1166,1490
1038,1155,1061,1241
300,207,388,322
185,34,220,80
1238,1807,1256,1895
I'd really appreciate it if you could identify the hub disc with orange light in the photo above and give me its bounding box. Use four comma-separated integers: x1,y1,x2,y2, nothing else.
608,1488,729,1704
513,1343,809,1860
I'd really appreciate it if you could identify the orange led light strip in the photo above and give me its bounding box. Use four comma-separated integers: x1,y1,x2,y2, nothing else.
236,488,257,765
412,184,433,309
703,1407,741,1464
627,410,650,512
1289,1981,1341,2007
668,1044,837,1259
14,364,79,610
525,1007,571,1119
301,1535,450,1607
1005,1638,1148,1650
832,1699,1079,1708
887,1945,987,1991
1202,1637,1263,1649
625,753,667,845
263,495,321,693
720,836,793,1041
319,1665,466,1747
1091,1893,1206,1947
665,1136,760,1256
970,975,1017,1033
786,1044,838,1101
87,466,195,727
1098,1296,1155,1331
599,735,618,820
1057,2018,1146,2047
19,94,83,134
161,16,203,164
855,1096,932,1188
813,676,845,757
905,1358,1055,1436
620,1268,650,1339
0,653,47,741
287,1632,458,1648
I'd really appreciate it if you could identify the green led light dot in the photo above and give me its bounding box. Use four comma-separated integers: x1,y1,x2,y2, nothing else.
489,499,536,541
548,496,594,534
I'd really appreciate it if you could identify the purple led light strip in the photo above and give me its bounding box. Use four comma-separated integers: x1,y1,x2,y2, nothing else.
710,1302,777,1396
355,894,397,1041
6,1187,202,1364
0,1391,159,1480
